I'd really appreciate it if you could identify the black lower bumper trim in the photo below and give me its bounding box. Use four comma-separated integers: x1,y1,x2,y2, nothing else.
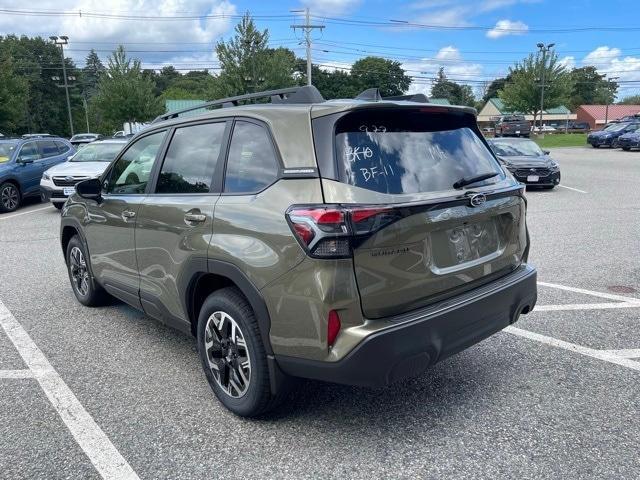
276,264,537,387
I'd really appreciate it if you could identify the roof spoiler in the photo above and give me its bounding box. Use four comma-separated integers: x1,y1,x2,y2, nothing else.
153,85,325,123
354,88,429,103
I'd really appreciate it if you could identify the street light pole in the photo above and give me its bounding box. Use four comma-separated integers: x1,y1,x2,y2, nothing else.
536,42,555,133
50,35,74,136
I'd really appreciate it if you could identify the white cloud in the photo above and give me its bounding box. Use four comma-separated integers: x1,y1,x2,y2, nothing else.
402,46,483,97
558,56,576,70
486,19,529,39
582,46,640,95
0,0,236,68
300,0,362,16
410,0,535,28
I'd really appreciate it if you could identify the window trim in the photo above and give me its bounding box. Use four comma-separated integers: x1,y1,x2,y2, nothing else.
220,117,284,196
16,141,41,163
147,118,232,196
101,129,168,196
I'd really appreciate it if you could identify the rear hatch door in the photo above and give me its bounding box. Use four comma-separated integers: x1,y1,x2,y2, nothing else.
314,106,528,318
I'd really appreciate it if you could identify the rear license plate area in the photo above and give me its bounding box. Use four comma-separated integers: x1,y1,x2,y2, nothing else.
431,219,500,270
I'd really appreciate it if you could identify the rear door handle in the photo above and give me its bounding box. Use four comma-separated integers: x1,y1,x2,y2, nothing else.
122,210,136,220
184,212,206,224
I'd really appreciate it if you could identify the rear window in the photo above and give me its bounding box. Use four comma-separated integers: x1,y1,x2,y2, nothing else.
334,109,502,194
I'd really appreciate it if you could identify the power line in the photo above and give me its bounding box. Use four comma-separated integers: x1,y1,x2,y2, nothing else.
291,8,325,86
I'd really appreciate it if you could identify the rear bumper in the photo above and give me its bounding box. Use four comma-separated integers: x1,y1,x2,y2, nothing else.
276,264,537,387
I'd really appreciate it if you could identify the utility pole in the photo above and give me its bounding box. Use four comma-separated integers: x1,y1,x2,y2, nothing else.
291,8,325,86
50,35,74,136
604,76,619,125
536,42,555,133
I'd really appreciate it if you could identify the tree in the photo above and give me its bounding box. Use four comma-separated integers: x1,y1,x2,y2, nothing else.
305,65,361,99
482,75,512,104
82,49,105,99
568,66,617,110
0,52,28,134
430,68,476,106
618,95,640,105
499,51,571,127
91,46,163,133
0,34,81,135
349,57,411,97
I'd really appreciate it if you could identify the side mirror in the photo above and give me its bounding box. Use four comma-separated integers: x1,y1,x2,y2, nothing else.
76,178,102,201
542,150,550,155
18,157,34,164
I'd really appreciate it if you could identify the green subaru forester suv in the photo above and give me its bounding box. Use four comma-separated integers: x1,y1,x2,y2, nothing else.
60,86,537,417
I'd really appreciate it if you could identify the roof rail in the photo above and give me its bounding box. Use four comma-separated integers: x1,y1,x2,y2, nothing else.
152,85,325,123
354,88,429,103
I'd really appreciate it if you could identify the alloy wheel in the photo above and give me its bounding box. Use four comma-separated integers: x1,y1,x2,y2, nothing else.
1,185,19,211
69,246,90,297
204,311,251,398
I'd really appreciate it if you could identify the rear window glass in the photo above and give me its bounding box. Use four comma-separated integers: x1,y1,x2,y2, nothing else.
334,109,502,194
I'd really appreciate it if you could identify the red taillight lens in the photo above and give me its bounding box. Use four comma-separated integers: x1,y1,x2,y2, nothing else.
327,310,341,347
286,204,401,258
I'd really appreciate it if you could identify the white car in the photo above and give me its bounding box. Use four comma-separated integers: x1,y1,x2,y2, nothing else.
531,125,557,133
40,138,127,209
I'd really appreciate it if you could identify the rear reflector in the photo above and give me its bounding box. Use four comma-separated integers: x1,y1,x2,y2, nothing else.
327,310,341,347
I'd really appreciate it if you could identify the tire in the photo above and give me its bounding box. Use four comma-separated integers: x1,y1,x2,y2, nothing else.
197,287,290,417
592,144,599,148
0,182,21,213
53,203,63,210
542,185,555,190
622,147,631,151
66,235,109,307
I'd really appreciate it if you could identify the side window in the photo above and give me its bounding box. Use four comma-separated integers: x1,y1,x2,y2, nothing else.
105,131,165,195
17,142,40,162
55,140,71,155
156,122,226,194
38,140,60,159
224,121,279,193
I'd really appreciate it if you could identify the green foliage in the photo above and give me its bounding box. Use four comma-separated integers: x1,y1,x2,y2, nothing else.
617,95,640,105
431,68,475,106
0,34,82,136
568,67,617,110
482,75,511,104
350,57,411,97
499,51,571,125
307,66,361,99
90,46,163,133
0,52,28,134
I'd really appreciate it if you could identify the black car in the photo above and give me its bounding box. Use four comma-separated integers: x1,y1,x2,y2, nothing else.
587,122,640,148
487,137,560,189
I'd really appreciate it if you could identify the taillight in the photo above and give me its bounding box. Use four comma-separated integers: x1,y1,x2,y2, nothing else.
327,310,341,347
286,204,401,258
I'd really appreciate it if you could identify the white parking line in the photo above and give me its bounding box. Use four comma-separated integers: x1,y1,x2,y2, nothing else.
0,299,140,480
0,205,54,221
601,349,640,359
505,326,640,372
538,281,640,304
557,184,588,193
535,302,640,311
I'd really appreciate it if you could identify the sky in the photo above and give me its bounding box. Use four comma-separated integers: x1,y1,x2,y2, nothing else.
1,0,639,99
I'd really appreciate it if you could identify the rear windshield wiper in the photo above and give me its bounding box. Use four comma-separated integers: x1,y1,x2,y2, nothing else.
453,172,500,189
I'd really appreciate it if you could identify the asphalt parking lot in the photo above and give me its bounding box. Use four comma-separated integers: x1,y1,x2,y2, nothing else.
1,146,639,479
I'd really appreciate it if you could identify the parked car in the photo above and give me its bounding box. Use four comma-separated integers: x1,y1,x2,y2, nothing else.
494,115,531,138
616,126,640,151
568,121,591,132
0,137,75,213
531,125,557,134
60,86,537,417
487,137,561,189
40,138,128,209
587,121,640,148
69,133,103,148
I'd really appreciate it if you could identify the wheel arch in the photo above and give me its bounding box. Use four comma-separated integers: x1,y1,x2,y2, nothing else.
185,260,273,355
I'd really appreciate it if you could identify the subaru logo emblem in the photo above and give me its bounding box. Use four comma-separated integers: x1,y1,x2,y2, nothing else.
65,176,74,182
469,193,486,207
